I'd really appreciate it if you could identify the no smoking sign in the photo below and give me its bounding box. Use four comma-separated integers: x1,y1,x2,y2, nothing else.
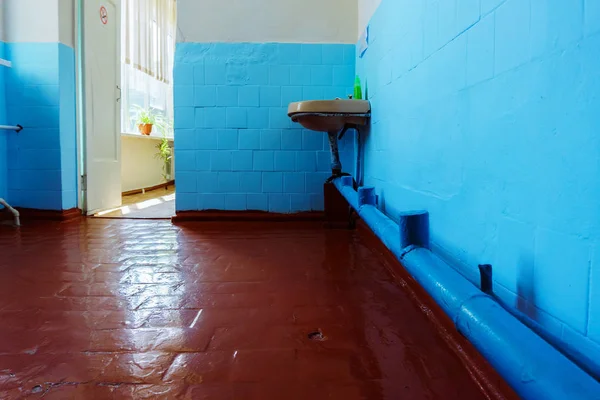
100,6,108,25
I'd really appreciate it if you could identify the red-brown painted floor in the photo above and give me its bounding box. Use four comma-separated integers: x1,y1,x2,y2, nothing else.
0,219,489,399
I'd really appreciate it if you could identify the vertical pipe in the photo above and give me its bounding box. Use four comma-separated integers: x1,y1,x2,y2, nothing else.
398,211,430,250
356,128,363,186
479,264,493,294
357,187,376,207
327,131,342,175
0,198,20,226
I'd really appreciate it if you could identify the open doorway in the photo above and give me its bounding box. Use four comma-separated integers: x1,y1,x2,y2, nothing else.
79,0,176,219
95,185,175,218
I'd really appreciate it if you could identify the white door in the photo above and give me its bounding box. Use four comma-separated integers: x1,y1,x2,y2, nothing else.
83,0,121,214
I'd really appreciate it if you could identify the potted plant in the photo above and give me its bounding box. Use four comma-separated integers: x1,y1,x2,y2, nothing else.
155,118,173,183
134,106,156,135
155,137,173,182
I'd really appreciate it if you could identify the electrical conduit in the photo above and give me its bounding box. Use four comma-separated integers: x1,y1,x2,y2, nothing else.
333,177,600,400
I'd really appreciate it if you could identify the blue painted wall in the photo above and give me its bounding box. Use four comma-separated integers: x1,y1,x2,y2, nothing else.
358,0,600,359
4,43,77,210
58,44,78,210
173,42,355,213
0,41,7,200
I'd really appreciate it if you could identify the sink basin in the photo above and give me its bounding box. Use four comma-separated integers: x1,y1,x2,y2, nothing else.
287,100,371,132
287,99,371,178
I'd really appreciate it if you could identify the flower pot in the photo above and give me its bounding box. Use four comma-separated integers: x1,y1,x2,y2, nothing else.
138,123,153,135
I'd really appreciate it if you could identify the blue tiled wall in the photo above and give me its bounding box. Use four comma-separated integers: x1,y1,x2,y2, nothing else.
59,45,78,209
4,43,77,210
359,0,600,359
0,42,7,200
174,42,355,213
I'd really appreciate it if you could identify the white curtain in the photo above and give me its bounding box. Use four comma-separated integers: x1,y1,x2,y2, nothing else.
123,0,176,83
121,0,176,135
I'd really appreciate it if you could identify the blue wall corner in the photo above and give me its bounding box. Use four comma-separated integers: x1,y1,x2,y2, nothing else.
58,44,78,210
173,42,356,213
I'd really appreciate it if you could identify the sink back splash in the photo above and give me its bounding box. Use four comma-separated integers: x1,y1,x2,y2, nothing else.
174,42,356,213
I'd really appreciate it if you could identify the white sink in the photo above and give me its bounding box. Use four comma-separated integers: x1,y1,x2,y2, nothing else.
287,100,371,132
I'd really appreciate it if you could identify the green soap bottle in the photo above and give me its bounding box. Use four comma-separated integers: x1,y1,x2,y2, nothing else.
353,76,363,100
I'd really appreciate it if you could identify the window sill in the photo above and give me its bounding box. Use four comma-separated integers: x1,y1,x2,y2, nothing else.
121,132,173,142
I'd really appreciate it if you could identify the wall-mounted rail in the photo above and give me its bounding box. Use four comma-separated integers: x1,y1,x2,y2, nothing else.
0,125,23,133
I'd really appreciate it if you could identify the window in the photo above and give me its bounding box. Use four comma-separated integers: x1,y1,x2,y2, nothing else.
121,0,176,137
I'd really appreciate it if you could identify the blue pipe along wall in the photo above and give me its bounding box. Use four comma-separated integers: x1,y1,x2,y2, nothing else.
332,176,600,400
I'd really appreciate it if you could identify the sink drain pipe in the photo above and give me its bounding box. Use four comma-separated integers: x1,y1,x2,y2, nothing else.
333,176,600,399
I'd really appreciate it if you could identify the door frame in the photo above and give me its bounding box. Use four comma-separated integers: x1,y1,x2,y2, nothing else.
75,0,85,212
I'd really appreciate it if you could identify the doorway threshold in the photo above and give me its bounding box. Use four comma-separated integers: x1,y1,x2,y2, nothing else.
94,186,175,219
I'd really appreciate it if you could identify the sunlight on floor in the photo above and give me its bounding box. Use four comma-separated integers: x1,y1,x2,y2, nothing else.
136,198,163,210
95,187,175,219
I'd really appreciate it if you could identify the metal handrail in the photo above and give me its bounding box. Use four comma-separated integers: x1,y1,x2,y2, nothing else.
0,125,23,132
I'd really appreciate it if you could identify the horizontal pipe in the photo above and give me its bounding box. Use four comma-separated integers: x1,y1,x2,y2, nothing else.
455,296,600,399
493,294,600,381
402,247,487,320
333,178,600,400
0,124,23,132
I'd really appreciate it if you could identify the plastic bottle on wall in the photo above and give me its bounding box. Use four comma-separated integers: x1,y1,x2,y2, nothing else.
353,76,363,100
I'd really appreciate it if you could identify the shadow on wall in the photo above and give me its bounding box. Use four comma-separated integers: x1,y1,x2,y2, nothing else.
517,252,537,321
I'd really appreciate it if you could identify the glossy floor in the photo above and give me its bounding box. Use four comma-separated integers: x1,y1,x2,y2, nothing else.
0,219,489,399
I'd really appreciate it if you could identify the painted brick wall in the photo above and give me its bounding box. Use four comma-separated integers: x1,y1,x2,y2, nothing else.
358,0,600,360
4,43,77,210
174,42,355,213
58,44,77,209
